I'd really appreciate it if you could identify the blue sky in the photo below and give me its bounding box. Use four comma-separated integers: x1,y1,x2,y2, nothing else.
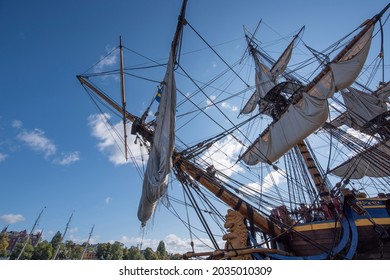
0,0,389,253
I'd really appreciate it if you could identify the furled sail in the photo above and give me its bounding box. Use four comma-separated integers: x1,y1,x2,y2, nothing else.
376,81,390,100
270,29,300,82
240,25,374,165
137,0,186,227
137,53,176,226
240,30,300,115
239,60,276,115
330,140,390,179
331,87,388,129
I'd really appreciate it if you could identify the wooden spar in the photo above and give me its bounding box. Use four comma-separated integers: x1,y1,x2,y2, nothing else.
119,36,128,160
77,0,283,237
243,4,390,201
76,76,282,237
76,75,154,142
81,224,95,260
17,206,46,260
53,211,74,260
178,157,282,236
171,0,187,60
287,6,388,201
299,3,389,99
297,141,331,202
183,247,292,259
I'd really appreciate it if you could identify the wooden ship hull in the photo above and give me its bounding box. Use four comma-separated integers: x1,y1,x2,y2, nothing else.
279,198,390,259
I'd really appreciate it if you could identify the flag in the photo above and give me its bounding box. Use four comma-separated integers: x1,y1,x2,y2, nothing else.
155,86,163,103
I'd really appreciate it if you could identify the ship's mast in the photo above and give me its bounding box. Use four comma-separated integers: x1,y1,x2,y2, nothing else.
291,5,389,203
76,73,282,236
76,1,281,236
52,211,74,260
119,36,128,161
246,32,332,203
81,224,95,260
297,142,330,202
17,206,45,260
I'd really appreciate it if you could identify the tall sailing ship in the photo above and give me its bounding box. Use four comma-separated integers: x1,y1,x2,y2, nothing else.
77,1,390,259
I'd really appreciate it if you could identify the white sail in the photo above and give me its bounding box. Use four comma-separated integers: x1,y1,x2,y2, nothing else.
240,90,259,115
330,26,373,92
240,32,299,115
270,35,296,82
331,87,388,129
137,52,176,226
240,25,375,165
240,92,328,164
330,140,390,179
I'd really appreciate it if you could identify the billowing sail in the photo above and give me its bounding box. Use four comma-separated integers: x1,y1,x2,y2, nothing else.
240,25,374,165
330,140,390,179
137,52,176,226
240,92,328,164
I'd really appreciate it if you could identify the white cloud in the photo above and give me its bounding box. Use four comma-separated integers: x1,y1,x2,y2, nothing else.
16,128,56,158
163,233,220,254
201,135,243,176
206,95,217,109
262,169,286,190
105,197,112,204
221,101,238,112
68,227,79,234
11,120,23,129
0,153,7,162
346,127,372,143
119,234,221,254
13,120,80,165
0,214,25,224
241,169,286,197
94,47,119,73
53,151,80,166
88,113,148,165
120,235,154,248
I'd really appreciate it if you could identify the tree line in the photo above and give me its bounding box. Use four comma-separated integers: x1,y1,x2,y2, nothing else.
0,231,182,260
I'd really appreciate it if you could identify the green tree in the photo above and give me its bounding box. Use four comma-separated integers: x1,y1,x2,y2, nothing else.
50,231,62,254
69,243,84,260
0,232,9,258
61,240,83,260
143,247,158,260
9,242,34,260
169,253,183,260
110,241,124,260
124,246,144,260
32,240,53,260
96,242,111,260
156,241,169,260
